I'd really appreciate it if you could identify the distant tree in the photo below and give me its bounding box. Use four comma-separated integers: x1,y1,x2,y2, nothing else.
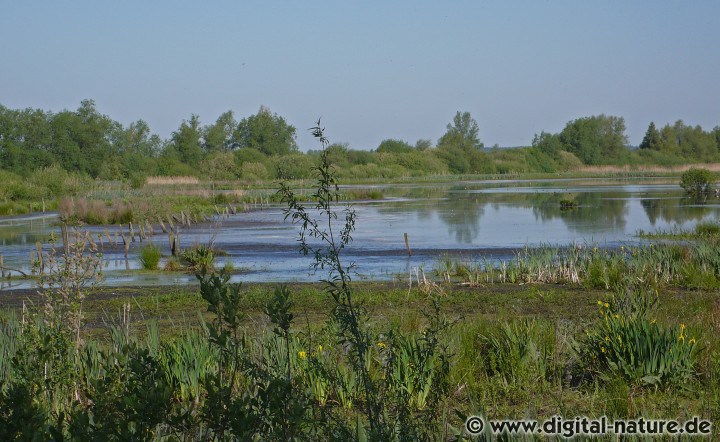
532,131,562,156
639,122,662,150
170,115,204,167
233,106,297,156
47,100,115,177
414,139,432,151
559,115,628,164
203,111,236,153
324,143,351,168
672,121,718,161
436,112,490,174
376,139,413,154
438,111,483,149
111,119,162,158
658,124,678,152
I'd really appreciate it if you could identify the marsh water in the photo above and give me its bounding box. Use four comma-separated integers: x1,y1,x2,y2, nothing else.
2,177,720,290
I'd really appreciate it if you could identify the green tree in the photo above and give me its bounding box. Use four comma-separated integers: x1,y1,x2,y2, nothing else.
532,131,562,156
46,100,116,177
438,111,483,149
170,115,204,167
559,114,628,164
233,106,297,156
376,139,413,154
639,122,662,150
672,121,718,161
414,139,432,151
203,111,236,154
436,111,490,174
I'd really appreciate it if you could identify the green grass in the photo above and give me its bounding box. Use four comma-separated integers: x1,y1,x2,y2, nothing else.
638,221,720,240
138,243,162,270
3,278,719,438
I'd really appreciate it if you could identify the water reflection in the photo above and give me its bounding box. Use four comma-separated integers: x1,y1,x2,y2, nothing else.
3,179,720,288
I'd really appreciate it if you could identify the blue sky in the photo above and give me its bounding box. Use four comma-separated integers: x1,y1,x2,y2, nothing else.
1,1,719,150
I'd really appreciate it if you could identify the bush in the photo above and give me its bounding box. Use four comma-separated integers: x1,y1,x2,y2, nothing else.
239,162,269,181
680,167,715,196
139,244,162,270
181,244,215,272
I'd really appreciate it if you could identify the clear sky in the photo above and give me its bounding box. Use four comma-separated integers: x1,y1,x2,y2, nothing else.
1,1,719,150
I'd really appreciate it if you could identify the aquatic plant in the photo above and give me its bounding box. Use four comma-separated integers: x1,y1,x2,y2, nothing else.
139,243,161,270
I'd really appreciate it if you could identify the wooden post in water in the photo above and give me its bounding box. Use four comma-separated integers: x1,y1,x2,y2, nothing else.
404,233,412,256
129,223,136,242
169,231,176,257
120,229,129,260
0,255,5,279
174,227,180,257
159,218,167,234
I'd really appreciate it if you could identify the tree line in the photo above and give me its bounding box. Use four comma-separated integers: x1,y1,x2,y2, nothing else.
1,100,719,184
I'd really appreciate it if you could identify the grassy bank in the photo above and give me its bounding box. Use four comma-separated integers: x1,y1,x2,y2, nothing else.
1,279,718,439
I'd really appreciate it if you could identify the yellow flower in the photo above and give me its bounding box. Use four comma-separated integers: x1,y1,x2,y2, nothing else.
604,336,610,342
689,337,696,345
604,303,610,308
377,342,386,349
680,323,686,331
298,351,307,359
317,344,323,352
601,346,606,353
597,300,603,306
678,335,685,343
620,246,625,252
651,318,657,324
614,314,619,319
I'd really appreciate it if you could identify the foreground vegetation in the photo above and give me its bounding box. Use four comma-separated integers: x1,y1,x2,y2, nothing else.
1,124,719,440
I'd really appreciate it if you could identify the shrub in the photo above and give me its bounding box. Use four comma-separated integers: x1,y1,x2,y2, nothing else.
139,244,162,270
680,167,715,196
181,244,215,272
239,162,269,181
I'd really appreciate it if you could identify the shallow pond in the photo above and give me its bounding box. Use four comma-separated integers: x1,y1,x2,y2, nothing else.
1,177,719,290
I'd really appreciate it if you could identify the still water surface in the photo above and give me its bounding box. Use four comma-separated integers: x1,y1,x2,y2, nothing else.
1,178,719,290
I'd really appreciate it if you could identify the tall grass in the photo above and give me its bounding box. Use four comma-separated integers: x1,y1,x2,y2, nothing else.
436,240,720,290
139,243,162,270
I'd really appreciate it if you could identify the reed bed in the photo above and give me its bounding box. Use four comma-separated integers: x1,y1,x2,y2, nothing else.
145,176,200,186
579,163,720,174
437,240,720,290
